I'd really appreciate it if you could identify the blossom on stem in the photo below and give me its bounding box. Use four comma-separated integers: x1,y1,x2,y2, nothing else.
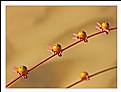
80,71,90,81
95,21,110,35
12,66,28,79
48,44,62,57
72,31,88,42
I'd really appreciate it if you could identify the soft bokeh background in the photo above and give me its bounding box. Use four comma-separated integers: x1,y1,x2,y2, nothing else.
6,6,117,88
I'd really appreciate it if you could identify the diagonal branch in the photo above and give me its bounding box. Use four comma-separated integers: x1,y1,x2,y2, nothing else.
6,27,117,88
66,66,117,88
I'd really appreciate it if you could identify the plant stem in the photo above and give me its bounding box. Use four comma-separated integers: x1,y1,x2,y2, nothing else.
66,66,117,88
6,54,57,88
28,54,57,72
6,27,117,88
6,75,22,87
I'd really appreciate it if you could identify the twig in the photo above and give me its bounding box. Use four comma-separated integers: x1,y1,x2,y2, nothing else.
6,27,117,87
66,66,117,88
62,27,117,51
6,75,23,87
6,54,57,88
28,54,57,72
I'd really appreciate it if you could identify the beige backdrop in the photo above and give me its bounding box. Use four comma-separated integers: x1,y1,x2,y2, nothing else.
6,6,117,88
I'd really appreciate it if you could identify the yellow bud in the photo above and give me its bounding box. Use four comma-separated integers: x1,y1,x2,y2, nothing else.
80,71,89,79
52,44,62,52
17,66,28,75
77,31,87,39
101,22,109,30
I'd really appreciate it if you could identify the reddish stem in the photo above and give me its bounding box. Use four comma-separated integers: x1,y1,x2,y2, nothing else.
62,40,82,51
28,54,57,72
6,75,22,87
110,27,117,30
6,27,117,88
6,54,57,87
66,66,117,88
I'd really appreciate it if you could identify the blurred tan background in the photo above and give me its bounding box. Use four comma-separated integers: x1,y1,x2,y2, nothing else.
6,6,117,88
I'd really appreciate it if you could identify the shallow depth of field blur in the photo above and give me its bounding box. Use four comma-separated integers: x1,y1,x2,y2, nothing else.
6,6,117,88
